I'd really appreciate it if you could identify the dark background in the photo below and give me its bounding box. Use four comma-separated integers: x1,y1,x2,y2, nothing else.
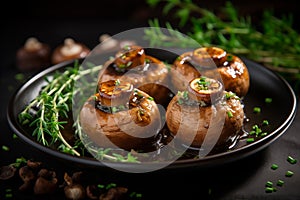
1,0,300,199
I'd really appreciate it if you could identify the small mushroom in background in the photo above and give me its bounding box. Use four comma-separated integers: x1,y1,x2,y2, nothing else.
99,187,128,200
63,172,86,200
51,38,90,64
92,34,137,55
33,168,58,195
16,37,51,71
18,165,36,192
0,165,16,180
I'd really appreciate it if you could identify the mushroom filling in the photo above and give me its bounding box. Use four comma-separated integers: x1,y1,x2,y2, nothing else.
177,76,224,106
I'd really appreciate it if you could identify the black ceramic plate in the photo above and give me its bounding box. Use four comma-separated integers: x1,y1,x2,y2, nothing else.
7,52,297,172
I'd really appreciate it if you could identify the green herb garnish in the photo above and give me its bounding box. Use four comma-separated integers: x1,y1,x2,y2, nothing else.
145,0,300,83
285,170,294,177
18,61,102,156
287,156,297,164
271,164,279,170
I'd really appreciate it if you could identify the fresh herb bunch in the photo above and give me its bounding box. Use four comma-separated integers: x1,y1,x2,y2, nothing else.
145,0,300,83
18,60,102,156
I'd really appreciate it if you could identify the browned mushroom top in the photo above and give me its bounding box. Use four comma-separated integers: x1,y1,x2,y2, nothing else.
172,46,250,97
114,45,146,70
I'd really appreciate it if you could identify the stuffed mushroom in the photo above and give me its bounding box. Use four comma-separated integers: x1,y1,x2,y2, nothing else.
79,80,162,151
98,45,171,106
165,76,245,150
171,46,250,97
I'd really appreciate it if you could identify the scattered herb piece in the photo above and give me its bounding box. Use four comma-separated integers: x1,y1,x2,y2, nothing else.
262,120,269,126
287,156,297,164
285,170,294,177
265,187,276,193
14,73,25,82
271,164,278,170
5,193,13,198
277,180,284,187
265,181,273,187
265,98,273,103
246,138,255,143
2,145,10,151
253,107,261,113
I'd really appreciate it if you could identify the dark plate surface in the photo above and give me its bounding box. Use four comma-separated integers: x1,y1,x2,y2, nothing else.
7,51,297,172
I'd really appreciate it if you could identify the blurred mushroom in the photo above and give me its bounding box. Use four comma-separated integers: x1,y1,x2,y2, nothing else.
99,187,128,200
33,168,58,195
63,172,86,200
51,38,90,64
0,165,16,180
94,34,136,54
18,165,36,192
16,37,51,71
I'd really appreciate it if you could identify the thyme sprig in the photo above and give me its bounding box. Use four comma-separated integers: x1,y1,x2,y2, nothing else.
18,60,102,156
145,0,300,80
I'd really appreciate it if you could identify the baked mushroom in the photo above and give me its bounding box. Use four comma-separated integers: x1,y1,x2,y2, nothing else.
171,46,250,97
165,76,244,150
16,37,51,71
98,45,171,106
51,38,90,64
79,79,162,151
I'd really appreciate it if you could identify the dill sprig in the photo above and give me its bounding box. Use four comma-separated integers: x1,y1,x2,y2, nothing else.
18,60,102,156
145,0,300,81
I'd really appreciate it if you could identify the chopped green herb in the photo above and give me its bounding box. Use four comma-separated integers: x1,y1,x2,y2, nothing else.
5,189,12,193
265,187,276,193
106,183,117,189
12,134,18,139
285,170,294,177
253,107,261,113
260,132,268,137
227,111,233,118
5,193,13,198
115,79,120,86
266,181,273,187
136,193,142,198
262,120,269,126
277,180,284,187
225,92,235,99
15,73,25,81
97,184,105,189
246,138,255,143
226,54,233,62
265,98,273,103
271,164,278,170
147,96,154,101
287,156,297,164
2,145,10,151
